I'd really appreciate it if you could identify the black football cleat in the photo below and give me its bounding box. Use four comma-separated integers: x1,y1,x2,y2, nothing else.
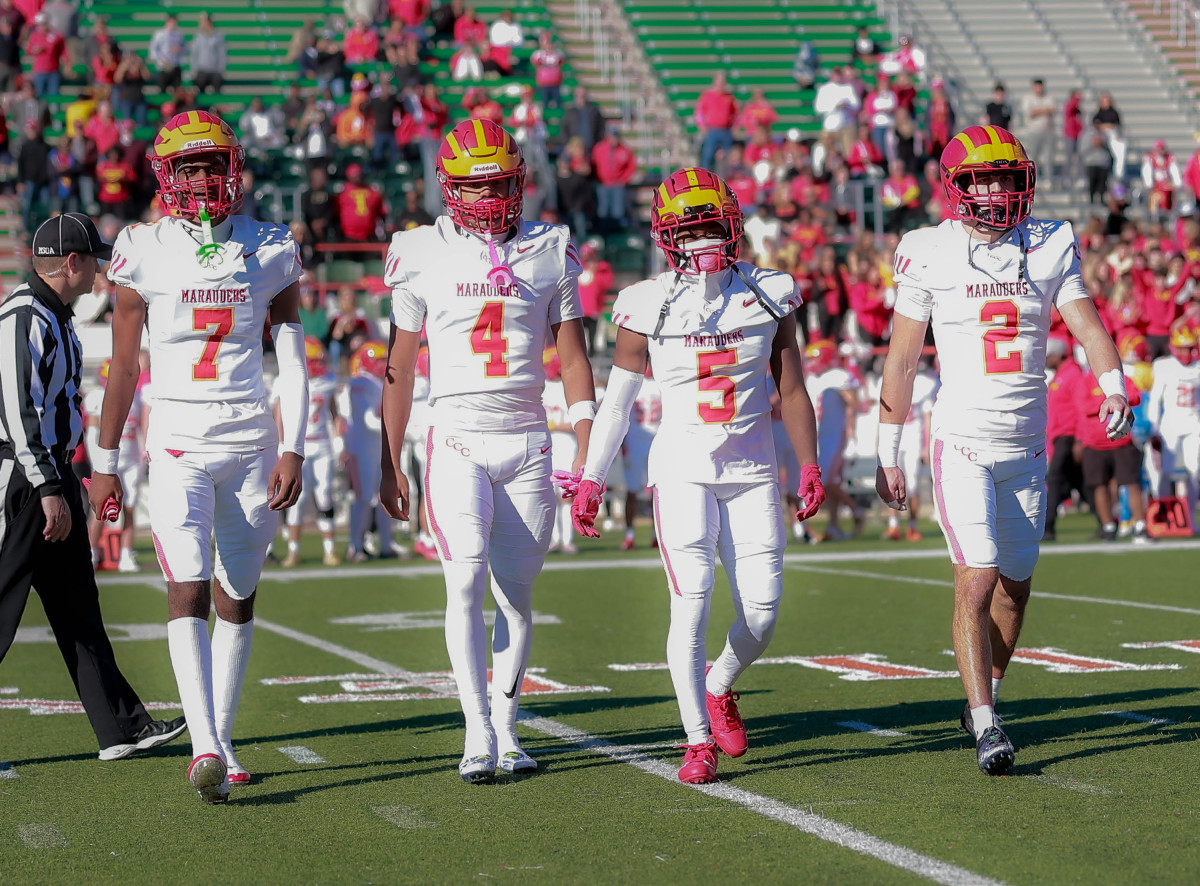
975,725,1015,776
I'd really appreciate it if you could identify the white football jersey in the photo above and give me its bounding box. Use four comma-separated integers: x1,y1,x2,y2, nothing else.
84,385,141,452
386,216,583,431
272,374,338,452
403,373,433,447
807,367,859,439
108,216,301,451
542,378,577,470
893,218,1089,448
625,377,662,451
340,373,383,450
1148,355,1200,438
610,263,802,485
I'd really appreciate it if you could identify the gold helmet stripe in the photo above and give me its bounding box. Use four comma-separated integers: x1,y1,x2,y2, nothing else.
472,119,487,154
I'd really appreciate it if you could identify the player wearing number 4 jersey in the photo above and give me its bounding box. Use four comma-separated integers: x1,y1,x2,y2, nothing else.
90,110,308,803
570,168,825,785
379,120,596,784
876,125,1131,776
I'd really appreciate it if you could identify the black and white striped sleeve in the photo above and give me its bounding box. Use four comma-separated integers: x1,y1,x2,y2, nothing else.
0,306,63,496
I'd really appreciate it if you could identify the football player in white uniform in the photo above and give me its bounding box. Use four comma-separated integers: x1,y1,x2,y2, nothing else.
620,370,661,549
378,120,596,783
1146,325,1200,526
88,111,307,803
875,125,1131,776
342,340,394,561
570,168,825,785
84,358,144,571
404,345,439,560
542,347,579,554
876,360,937,541
803,339,864,540
275,337,340,566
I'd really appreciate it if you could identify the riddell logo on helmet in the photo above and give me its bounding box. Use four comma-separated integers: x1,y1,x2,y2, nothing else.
471,163,502,174
184,139,217,149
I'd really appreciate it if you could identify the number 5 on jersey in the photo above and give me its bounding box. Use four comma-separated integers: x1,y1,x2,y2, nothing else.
193,307,234,381
471,300,510,378
697,349,738,423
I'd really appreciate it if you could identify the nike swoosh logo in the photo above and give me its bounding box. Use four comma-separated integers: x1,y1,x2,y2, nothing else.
1034,449,1046,458
242,249,258,258
504,669,524,699
1026,245,1043,253
743,297,758,307
540,445,551,453
517,244,534,253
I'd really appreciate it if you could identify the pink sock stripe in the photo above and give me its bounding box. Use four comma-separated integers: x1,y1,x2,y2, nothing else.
425,428,451,561
652,487,681,595
932,439,965,565
151,532,176,582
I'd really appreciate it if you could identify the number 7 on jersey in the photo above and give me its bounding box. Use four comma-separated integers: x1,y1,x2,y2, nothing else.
192,307,234,381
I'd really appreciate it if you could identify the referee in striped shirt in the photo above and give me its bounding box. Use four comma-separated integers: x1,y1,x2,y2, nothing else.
0,214,186,760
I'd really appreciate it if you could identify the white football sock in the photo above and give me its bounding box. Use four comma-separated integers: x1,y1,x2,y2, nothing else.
667,591,713,746
211,617,253,766
555,503,574,547
322,535,335,555
287,539,300,553
971,704,997,739
887,513,900,529
991,676,1002,707
167,617,220,760
442,560,495,755
488,575,533,752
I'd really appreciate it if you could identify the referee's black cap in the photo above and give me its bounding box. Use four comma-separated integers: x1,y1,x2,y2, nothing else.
31,213,114,262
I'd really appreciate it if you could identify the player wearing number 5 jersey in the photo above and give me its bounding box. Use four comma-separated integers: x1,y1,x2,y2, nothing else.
570,168,826,785
89,110,308,803
379,120,596,784
875,125,1131,776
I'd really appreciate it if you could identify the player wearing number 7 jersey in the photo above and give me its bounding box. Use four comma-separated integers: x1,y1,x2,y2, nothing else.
570,168,826,785
379,119,596,784
89,110,307,803
875,125,1131,776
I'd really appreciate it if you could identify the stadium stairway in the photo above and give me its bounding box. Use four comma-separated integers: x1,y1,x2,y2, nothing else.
895,0,1200,220
1126,0,1200,119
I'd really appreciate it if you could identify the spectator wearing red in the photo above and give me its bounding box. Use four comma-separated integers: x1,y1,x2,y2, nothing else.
487,9,522,76
738,87,777,138
1076,367,1145,540
923,78,956,160
848,261,892,347
788,207,825,265
91,41,119,87
577,242,613,356
95,146,135,218
863,73,898,155
83,100,120,157
390,0,430,41
1141,139,1181,218
743,125,778,168
335,163,386,242
696,72,737,170
846,123,884,178
591,125,636,230
25,13,64,97
418,82,448,139
789,169,830,209
335,84,370,147
880,159,921,233
1043,338,1083,541
1062,89,1083,188
453,7,486,47
463,86,502,125
531,32,564,108
1142,266,1187,359
811,246,848,340
343,18,379,65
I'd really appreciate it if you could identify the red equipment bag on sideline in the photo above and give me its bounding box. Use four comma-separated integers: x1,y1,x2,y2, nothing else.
1146,496,1194,538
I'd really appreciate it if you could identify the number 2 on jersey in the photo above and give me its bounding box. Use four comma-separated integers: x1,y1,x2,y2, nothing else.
471,301,510,378
980,299,1022,374
697,349,738,423
192,307,234,381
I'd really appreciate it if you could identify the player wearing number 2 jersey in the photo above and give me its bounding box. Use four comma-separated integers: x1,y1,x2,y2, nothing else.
90,110,307,803
570,168,825,785
875,125,1131,776
379,120,596,784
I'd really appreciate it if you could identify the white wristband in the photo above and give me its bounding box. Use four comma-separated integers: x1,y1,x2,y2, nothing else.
92,445,119,475
1097,368,1125,400
877,422,903,469
568,400,597,428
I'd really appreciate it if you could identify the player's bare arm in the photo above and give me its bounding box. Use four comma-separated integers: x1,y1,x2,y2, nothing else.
89,284,146,517
551,317,597,472
876,311,928,509
267,282,306,510
1059,297,1134,439
379,323,420,521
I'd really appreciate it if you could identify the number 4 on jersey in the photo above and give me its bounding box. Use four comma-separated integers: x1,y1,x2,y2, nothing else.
471,300,510,378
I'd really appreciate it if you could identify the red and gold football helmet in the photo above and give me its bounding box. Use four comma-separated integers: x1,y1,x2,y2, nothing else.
940,125,1035,231
148,110,245,220
304,336,328,377
542,346,562,381
436,119,524,235
98,358,112,385
803,339,838,375
650,167,743,275
1169,325,1198,366
351,340,388,379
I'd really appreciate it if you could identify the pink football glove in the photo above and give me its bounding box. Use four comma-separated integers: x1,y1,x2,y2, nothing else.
570,479,604,538
81,477,120,523
794,463,826,522
551,469,583,501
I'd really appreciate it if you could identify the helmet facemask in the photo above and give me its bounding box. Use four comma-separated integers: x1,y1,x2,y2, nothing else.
948,164,1035,232
151,147,245,222
656,213,743,276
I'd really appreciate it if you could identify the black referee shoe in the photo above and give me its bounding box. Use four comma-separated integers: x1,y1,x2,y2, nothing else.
99,716,188,761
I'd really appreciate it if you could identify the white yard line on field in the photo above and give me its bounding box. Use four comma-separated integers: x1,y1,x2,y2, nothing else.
836,721,907,738
1102,710,1177,726
277,746,327,765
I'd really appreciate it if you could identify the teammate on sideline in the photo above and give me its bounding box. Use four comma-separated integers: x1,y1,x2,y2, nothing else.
378,120,596,783
875,125,1131,775
84,358,144,571
570,168,825,785
274,337,341,567
619,367,661,549
1145,325,1200,526
342,340,394,562
90,110,307,803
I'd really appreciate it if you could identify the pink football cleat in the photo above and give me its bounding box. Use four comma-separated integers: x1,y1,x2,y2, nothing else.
705,673,747,757
621,536,635,551
677,740,718,784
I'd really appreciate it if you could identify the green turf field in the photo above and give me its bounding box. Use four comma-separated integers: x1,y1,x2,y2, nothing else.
1,514,1198,884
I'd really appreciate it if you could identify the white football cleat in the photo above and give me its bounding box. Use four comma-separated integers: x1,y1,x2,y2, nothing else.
458,754,496,784
499,749,537,774
188,754,229,804
117,548,138,573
